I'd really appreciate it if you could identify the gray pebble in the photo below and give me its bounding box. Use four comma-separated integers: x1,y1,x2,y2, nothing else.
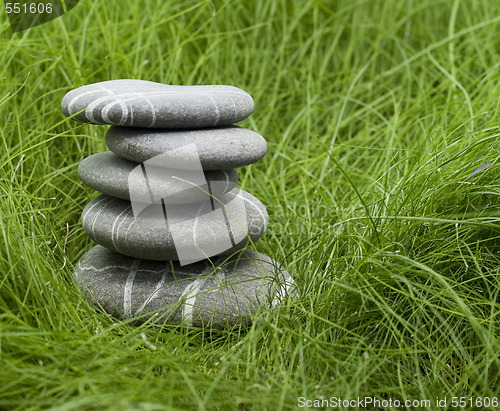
81,189,268,263
78,152,238,204
61,80,254,128
105,126,267,170
74,245,294,327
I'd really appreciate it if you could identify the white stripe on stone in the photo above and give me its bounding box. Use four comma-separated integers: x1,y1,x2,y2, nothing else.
123,259,140,318
85,95,113,123
134,266,169,316
228,94,237,118
67,89,103,114
120,207,136,252
179,267,213,325
98,85,129,125
236,192,266,222
207,95,220,125
82,196,115,237
111,206,132,252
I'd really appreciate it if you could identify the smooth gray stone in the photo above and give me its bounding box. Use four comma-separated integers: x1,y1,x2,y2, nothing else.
74,245,294,327
81,189,268,263
78,152,238,204
61,80,254,128
105,126,267,170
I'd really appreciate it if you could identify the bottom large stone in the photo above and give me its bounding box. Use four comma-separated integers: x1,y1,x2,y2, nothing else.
74,245,294,327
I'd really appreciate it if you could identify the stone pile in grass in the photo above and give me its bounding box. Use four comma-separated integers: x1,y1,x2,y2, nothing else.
62,80,294,327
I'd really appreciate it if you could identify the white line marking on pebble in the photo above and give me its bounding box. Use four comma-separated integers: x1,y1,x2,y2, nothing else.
134,267,168,316
207,95,220,125
111,206,131,252
99,86,129,125
67,89,101,114
85,95,113,123
237,192,266,221
123,260,140,318
179,267,212,325
83,196,115,237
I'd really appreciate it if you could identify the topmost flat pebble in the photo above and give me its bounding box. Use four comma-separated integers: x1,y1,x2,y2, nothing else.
61,80,254,129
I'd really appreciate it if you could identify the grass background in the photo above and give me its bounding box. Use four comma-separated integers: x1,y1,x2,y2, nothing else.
1,0,500,409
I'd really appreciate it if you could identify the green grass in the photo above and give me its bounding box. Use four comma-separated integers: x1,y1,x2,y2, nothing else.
1,0,500,409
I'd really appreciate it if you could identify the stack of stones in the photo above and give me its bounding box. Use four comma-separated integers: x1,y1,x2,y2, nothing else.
62,80,293,327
